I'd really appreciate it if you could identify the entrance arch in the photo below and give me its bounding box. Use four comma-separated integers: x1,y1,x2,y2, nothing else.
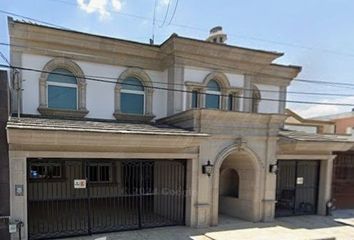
211,144,263,225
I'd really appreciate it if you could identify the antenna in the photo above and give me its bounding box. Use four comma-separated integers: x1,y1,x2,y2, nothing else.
151,0,158,44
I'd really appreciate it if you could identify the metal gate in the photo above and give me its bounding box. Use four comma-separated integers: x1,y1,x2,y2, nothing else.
27,159,186,240
275,160,320,217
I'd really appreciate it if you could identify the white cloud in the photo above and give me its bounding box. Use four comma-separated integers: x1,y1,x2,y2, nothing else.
159,0,170,6
111,0,122,11
290,96,354,118
77,0,122,20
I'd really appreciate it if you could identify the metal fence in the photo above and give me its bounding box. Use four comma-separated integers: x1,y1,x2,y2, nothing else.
27,159,186,240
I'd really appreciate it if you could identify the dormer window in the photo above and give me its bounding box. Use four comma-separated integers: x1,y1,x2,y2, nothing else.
121,77,145,115
191,90,199,108
47,68,78,110
206,80,221,109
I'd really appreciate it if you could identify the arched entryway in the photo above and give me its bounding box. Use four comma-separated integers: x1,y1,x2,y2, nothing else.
211,144,263,225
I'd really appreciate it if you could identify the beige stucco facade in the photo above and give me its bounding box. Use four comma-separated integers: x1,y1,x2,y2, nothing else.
7,109,287,239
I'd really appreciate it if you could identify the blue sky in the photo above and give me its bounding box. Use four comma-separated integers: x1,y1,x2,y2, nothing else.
1,0,354,117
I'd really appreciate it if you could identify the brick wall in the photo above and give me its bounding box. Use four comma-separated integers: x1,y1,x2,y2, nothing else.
0,70,10,240
334,117,354,134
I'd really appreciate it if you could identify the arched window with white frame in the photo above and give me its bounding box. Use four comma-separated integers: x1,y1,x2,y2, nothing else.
205,80,221,109
120,77,145,115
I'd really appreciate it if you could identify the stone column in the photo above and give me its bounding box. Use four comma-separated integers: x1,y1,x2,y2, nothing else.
278,86,287,114
146,89,153,115
10,51,22,115
317,156,335,215
78,80,87,111
114,85,121,113
9,155,27,240
167,65,184,115
243,75,252,112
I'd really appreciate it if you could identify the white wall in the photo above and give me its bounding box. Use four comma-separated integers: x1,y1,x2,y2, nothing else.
184,67,244,87
255,84,280,114
21,54,168,120
21,54,282,120
284,124,318,134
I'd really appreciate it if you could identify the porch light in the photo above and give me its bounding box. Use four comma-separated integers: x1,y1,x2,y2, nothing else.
269,163,278,174
202,160,214,177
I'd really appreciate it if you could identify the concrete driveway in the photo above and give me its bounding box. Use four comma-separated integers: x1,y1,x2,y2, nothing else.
62,213,354,240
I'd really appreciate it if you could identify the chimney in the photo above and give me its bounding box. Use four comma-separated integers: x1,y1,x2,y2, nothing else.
206,26,227,44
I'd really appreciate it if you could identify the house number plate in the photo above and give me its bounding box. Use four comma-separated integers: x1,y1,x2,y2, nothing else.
296,177,304,185
74,179,87,189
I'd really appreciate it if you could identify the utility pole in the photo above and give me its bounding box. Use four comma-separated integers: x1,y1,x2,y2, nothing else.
150,0,158,45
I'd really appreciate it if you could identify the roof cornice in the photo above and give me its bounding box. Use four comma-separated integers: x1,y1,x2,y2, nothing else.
8,18,301,83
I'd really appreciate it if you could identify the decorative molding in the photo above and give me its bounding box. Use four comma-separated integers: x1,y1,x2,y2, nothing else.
38,57,88,114
37,107,89,119
113,112,155,123
115,67,154,116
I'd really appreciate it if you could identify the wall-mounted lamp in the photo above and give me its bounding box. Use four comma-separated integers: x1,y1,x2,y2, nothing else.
269,163,278,174
202,160,214,177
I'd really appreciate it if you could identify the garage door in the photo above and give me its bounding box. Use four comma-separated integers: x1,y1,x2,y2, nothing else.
275,160,320,217
27,159,186,240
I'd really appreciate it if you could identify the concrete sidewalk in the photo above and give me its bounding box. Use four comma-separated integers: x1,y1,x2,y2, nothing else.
62,214,354,240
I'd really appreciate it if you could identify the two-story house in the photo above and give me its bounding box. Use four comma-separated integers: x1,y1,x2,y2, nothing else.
6,18,353,240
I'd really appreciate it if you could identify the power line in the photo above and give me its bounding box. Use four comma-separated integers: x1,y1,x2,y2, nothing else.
0,51,10,66
1,63,354,107
167,0,179,25
2,41,354,92
158,0,172,28
7,2,354,59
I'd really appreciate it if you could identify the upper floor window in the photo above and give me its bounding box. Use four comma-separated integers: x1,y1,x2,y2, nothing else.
191,90,199,108
228,94,233,111
206,80,221,109
121,77,145,115
47,68,78,110
114,68,154,122
38,58,88,118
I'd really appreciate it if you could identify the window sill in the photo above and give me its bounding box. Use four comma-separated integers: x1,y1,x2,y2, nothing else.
38,107,89,119
113,112,155,123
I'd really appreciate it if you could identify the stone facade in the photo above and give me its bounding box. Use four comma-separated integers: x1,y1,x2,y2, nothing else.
6,17,351,240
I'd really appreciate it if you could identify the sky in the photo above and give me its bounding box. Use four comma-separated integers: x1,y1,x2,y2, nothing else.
1,0,354,118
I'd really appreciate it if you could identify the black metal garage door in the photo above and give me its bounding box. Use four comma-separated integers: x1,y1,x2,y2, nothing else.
275,160,320,217
27,159,186,240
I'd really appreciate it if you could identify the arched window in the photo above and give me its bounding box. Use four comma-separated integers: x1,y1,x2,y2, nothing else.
47,68,78,110
251,86,261,113
38,58,88,118
121,77,145,115
206,80,221,109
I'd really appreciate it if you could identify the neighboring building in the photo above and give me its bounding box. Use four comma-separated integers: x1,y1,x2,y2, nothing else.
6,17,353,240
312,110,354,136
284,109,335,134
0,70,10,240
310,111,354,209
285,109,354,210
